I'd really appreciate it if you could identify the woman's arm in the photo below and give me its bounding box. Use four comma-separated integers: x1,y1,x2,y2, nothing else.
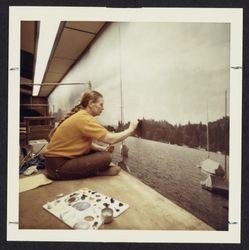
91,143,115,153
91,143,106,152
101,121,138,145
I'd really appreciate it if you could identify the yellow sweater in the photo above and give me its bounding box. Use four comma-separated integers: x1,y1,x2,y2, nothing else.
45,110,108,158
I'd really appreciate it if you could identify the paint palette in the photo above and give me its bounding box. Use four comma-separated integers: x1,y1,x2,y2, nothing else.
43,188,129,230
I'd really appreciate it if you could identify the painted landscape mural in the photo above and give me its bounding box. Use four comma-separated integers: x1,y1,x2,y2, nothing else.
48,22,230,230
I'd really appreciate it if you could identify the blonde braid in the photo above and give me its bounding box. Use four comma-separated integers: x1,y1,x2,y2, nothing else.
48,103,82,141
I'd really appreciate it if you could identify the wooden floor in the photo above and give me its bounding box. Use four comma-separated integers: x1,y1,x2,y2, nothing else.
19,170,214,230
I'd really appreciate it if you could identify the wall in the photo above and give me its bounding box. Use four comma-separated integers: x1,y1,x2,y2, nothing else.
48,22,230,126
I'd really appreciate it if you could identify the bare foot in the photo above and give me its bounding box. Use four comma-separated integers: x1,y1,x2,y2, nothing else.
96,164,121,176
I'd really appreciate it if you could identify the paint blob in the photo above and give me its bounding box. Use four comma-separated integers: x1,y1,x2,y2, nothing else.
73,221,90,230
72,202,91,211
84,216,94,222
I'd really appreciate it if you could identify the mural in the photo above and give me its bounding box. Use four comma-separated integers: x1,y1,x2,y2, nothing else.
48,22,230,230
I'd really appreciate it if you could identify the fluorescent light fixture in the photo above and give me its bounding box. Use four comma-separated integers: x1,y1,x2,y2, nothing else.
33,20,60,96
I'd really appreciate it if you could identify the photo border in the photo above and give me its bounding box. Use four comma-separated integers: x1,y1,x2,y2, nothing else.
7,6,242,243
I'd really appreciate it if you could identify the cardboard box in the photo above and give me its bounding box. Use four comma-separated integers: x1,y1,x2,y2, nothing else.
28,139,48,154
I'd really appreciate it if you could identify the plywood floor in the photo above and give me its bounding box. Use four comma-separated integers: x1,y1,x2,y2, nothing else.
19,170,214,230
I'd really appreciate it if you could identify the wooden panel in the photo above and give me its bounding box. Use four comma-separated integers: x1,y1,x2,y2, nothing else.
38,87,52,97
44,72,63,83
20,107,47,118
21,104,49,107
21,21,35,53
39,89,54,97
19,170,213,230
21,77,32,83
27,131,51,140
24,116,55,120
47,58,74,74
20,88,32,95
29,125,53,131
24,116,55,128
21,96,48,105
39,84,58,97
65,21,105,34
54,28,94,60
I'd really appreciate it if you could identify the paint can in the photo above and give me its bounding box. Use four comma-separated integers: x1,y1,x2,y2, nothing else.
101,207,113,224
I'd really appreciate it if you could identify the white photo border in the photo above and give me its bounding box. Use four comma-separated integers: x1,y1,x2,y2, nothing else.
8,6,243,243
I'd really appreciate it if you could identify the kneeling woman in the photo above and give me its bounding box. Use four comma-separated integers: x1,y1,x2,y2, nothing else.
44,90,138,180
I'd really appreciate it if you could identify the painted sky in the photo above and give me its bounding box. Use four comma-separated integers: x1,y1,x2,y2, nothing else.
51,22,230,126
116,22,230,125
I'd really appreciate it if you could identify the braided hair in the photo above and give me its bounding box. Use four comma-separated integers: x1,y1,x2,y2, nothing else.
48,90,103,140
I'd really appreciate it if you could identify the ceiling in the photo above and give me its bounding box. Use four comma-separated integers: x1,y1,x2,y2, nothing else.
20,21,107,98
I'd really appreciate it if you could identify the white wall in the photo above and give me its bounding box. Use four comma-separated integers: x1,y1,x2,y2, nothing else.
48,22,230,126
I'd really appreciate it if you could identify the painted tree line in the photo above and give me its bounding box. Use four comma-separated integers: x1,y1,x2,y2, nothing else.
54,107,229,155
107,117,229,155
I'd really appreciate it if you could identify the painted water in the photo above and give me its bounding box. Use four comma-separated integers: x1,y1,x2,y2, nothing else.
112,137,229,230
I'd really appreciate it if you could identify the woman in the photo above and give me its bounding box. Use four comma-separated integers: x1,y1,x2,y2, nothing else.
44,90,138,180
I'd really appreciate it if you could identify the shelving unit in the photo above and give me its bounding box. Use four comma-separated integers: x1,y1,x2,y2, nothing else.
20,103,55,146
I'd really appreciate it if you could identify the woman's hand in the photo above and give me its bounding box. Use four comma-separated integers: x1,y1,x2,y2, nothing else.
104,145,114,153
101,120,139,145
91,143,114,153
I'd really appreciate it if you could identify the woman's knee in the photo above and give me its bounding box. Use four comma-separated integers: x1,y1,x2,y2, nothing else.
87,151,112,166
100,152,112,164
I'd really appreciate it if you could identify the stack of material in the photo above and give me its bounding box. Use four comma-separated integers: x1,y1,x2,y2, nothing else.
28,139,48,154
